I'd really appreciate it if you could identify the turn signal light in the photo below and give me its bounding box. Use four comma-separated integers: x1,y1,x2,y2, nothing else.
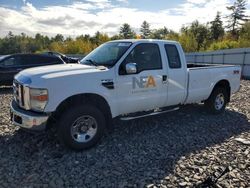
31,95,48,101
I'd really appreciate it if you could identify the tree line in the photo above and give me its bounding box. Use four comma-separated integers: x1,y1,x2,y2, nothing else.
0,0,249,55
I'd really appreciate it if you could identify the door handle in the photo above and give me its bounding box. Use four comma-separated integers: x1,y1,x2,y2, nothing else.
162,75,168,82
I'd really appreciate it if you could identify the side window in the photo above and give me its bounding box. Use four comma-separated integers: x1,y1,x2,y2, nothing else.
2,57,16,67
25,56,38,65
17,56,33,66
122,43,162,74
9,55,39,66
28,56,45,65
165,44,181,69
47,57,63,64
40,56,62,65
26,56,61,65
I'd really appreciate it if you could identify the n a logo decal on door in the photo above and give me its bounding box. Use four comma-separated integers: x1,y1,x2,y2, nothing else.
132,76,156,89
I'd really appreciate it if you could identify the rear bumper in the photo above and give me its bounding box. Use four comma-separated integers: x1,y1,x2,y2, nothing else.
10,100,48,131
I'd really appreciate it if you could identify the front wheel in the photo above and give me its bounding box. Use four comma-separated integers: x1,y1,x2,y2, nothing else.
57,104,106,150
204,87,228,114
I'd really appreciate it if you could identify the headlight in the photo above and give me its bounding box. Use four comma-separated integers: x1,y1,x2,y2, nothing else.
29,88,48,112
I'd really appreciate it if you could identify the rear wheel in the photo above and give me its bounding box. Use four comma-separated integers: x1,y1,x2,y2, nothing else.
57,104,106,150
205,87,228,114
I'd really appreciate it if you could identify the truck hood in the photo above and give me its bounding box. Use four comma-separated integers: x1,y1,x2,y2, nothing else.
15,64,106,84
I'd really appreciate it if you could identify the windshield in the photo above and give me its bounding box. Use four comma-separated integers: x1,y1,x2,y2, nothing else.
80,42,132,67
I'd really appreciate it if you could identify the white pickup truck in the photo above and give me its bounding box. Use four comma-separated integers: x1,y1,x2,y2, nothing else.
10,39,241,150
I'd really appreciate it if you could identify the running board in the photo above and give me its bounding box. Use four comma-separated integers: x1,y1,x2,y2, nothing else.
120,107,180,121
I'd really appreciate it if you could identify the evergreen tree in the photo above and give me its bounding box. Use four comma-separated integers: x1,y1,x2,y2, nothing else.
53,34,64,42
210,12,225,40
1,31,20,54
140,21,151,39
35,33,46,50
119,23,136,39
227,0,248,37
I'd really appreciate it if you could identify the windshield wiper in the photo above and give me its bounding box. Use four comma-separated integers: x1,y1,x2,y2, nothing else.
84,59,98,66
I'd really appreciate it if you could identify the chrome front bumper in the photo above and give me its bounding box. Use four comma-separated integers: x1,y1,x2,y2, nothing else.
10,100,48,131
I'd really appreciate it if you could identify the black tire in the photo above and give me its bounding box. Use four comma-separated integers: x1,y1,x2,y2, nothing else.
205,87,228,114
57,104,106,150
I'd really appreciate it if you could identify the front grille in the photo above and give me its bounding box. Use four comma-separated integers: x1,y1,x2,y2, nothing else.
20,84,24,106
13,80,25,108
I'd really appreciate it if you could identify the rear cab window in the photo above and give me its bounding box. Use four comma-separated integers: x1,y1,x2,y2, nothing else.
164,44,181,69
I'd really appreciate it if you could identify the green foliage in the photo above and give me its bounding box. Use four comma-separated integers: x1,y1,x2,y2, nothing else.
210,12,225,41
226,0,248,37
140,21,151,39
238,21,250,47
48,32,109,54
0,32,43,54
90,31,110,46
165,30,180,41
110,34,121,40
189,20,210,51
52,34,64,43
175,21,210,52
208,40,239,51
0,31,110,55
150,27,169,39
119,23,136,39
179,33,198,52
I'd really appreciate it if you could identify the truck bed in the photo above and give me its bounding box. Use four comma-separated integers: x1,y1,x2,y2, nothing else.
185,63,241,104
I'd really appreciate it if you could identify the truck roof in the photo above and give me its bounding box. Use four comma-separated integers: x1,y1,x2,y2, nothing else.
109,39,179,45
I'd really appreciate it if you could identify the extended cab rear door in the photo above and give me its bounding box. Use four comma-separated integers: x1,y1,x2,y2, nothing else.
115,42,168,115
163,43,187,106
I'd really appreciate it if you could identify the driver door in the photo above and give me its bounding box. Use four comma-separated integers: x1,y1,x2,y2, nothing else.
115,43,168,115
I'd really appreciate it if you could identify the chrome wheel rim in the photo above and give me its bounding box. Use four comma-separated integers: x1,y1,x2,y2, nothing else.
71,115,97,143
215,93,225,110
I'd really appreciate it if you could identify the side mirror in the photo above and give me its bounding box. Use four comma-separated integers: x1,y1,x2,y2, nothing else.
125,63,137,74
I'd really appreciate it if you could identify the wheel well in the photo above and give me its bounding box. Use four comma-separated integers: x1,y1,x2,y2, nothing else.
52,93,112,128
213,80,231,103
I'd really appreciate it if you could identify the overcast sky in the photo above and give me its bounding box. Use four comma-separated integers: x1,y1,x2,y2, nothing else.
0,0,249,37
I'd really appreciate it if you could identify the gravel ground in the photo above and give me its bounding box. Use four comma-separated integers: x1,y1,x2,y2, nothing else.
0,81,250,188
